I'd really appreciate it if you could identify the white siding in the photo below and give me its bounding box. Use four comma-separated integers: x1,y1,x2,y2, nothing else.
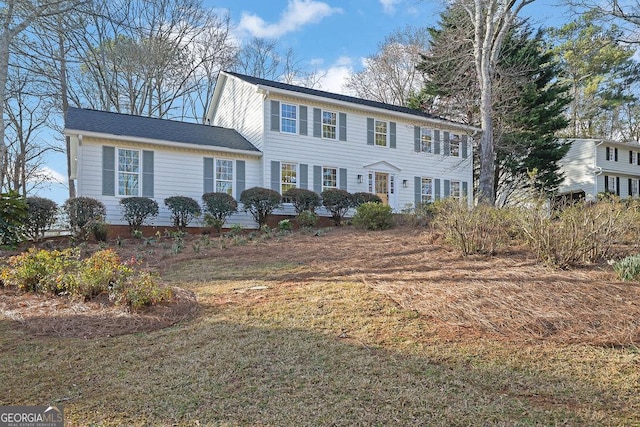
77,138,262,229
558,139,597,199
211,76,265,151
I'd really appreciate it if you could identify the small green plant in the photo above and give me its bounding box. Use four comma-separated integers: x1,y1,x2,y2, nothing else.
202,192,238,232
240,187,282,227
164,196,201,230
112,271,173,311
278,219,293,231
613,254,640,281
296,210,318,229
90,220,109,242
321,188,353,226
24,197,58,241
352,192,383,207
352,202,394,230
282,188,321,213
132,229,143,239
0,190,28,246
120,197,159,232
64,197,106,240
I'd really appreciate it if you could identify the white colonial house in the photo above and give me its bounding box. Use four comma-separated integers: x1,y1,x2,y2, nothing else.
65,71,476,229
558,138,640,201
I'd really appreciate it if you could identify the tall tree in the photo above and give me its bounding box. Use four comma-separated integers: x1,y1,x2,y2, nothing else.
345,26,429,106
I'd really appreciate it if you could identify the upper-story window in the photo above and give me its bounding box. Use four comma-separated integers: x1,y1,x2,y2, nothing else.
375,120,387,147
281,103,297,134
421,127,433,153
606,146,618,162
322,110,337,139
450,133,461,157
216,159,233,195
118,148,140,196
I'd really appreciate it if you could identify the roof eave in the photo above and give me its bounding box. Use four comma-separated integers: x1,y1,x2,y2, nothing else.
64,128,262,157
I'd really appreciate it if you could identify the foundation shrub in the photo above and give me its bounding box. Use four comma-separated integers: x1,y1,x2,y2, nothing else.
240,187,282,227
321,189,353,226
64,197,106,240
296,210,318,229
164,196,201,229
120,197,159,232
352,202,394,230
283,188,321,214
202,192,238,232
352,192,383,207
24,197,58,241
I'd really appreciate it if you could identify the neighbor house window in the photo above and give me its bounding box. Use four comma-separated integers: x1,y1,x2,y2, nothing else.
632,179,639,196
281,103,297,134
322,167,337,190
281,162,297,195
450,134,461,157
421,178,433,203
421,127,433,153
118,148,140,196
606,146,617,161
216,159,233,195
322,110,337,139
606,175,616,193
450,180,461,199
375,120,387,147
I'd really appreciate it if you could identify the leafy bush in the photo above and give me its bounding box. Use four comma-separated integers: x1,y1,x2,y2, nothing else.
24,197,58,241
164,196,201,229
613,254,640,282
433,199,516,256
321,188,353,226
202,192,238,232
64,197,106,239
283,188,321,214
240,187,282,227
352,202,394,230
0,190,28,246
120,197,159,232
90,220,109,242
0,248,172,311
352,192,383,207
519,198,633,268
296,210,318,228
278,219,292,231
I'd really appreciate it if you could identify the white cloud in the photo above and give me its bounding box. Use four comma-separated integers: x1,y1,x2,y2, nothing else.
238,0,342,38
31,166,66,185
379,0,402,14
317,57,354,95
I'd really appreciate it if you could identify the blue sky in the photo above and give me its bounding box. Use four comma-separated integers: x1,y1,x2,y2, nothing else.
38,0,574,204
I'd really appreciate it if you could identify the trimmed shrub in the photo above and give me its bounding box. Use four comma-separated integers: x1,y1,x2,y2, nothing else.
64,197,106,239
283,188,321,214
296,210,318,229
321,188,353,226
164,196,201,229
278,219,292,231
91,220,109,242
613,254,640,282
202,192,238,232
24,197,58,241
352,202,394,230
0,190,28,246
120,197,159,232
240,187,282,227
352,192,383,207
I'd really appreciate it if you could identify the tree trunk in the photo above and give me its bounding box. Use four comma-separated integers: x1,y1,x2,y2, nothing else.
57,17,76,198
0,30,10,191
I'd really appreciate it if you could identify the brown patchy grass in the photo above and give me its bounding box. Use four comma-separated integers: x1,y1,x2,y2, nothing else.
0,226,639,425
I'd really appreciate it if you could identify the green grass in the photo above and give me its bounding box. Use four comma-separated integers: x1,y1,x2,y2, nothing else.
1,255,639,425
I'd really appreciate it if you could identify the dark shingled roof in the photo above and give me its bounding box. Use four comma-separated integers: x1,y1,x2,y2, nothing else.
65,107,261,153
225,71,451,122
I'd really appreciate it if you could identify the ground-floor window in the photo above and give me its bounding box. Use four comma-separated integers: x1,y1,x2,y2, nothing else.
323,167,337,190
216,159,233,195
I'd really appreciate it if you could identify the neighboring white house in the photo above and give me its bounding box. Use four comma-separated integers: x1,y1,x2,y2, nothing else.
558,138,640,201
65,71,477,229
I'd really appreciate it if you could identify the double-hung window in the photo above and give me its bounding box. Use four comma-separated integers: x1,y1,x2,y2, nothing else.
322,167,337,190
118,148,140,196
450,180,461,199
281,103,297,134
421,127,433,153
216,159,233,195
375,120,387,147
450,134,461,157
421,178,433,203
281,162,297,195
633,179,639,196
322,110,337,139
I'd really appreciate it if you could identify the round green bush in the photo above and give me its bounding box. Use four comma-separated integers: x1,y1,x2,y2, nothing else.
164,196,201,229
240,187,282,227
202,192,238,231
120,197,159,232
321,188,353,226
352,202,394,230
64,197,106,239
352,192,382,207
283,188,321,213
296,210,318,228
25,197,58,241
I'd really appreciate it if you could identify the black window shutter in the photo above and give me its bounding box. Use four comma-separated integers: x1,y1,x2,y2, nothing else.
604,175,609,192
236,160,245,199
630,151,634,164
616,176,620,195
339,112,347,141
313,108,321,138
615,148,619,161
629,178,633,197
270,100,280,132
606,147,610,160
102,146,115,196
367,118,374,145
270,161,280,192
142,150,154,197
299,105,308,135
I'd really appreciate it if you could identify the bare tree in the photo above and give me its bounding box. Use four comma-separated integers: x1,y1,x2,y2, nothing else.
345,26,430,106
